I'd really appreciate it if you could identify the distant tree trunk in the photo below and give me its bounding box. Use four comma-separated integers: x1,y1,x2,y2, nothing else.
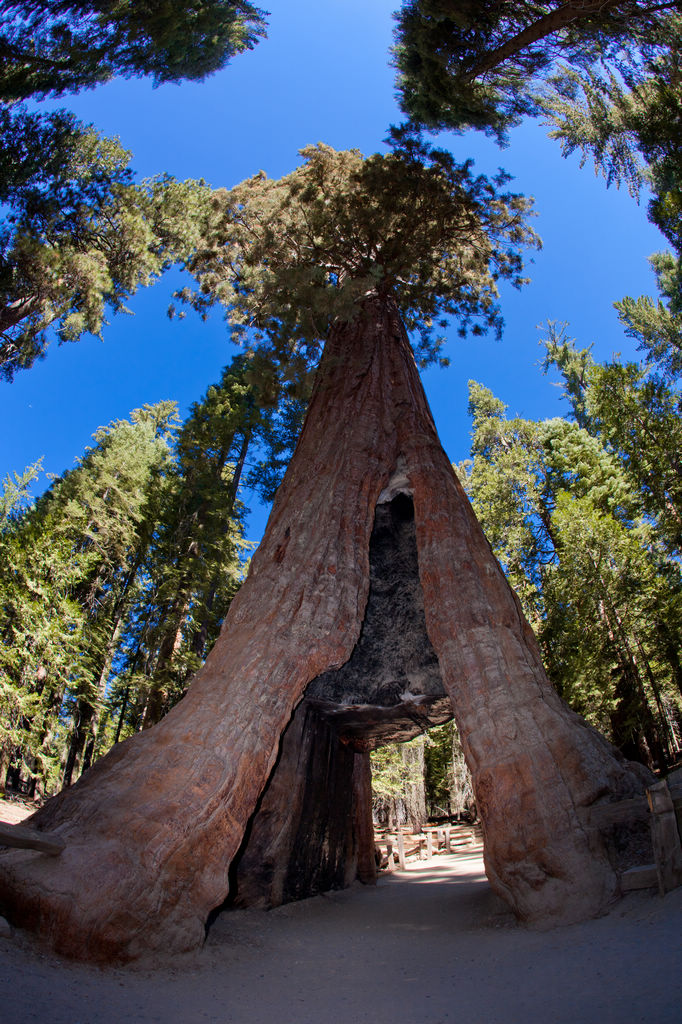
400,738,427,831
190,430,252,661
141,597,190,730
450,725,474,819
63,558,143,786
597,595,667,769
0,292,654,963
142,431,251,728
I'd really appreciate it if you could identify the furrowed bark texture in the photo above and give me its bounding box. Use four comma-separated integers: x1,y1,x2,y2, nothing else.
0,293,652,961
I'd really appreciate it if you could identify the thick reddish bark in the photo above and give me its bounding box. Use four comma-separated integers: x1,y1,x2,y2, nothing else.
0,293,652,961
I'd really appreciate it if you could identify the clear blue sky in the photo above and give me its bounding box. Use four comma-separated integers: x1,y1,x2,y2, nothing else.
0,0,665,542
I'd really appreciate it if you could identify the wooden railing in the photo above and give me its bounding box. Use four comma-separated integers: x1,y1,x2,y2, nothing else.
375,780,682,898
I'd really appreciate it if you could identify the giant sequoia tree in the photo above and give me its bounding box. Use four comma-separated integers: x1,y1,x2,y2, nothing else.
0,143,655,961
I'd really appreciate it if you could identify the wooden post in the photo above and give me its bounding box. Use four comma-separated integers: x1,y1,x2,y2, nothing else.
396,830,406,870
444,826,451,852
425,831,433,859
385,840,394,872
647,781,682,895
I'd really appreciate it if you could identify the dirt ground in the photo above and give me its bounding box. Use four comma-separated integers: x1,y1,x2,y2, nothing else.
1,798,681,1024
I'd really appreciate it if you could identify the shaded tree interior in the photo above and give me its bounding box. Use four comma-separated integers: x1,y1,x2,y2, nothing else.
223,491,454,913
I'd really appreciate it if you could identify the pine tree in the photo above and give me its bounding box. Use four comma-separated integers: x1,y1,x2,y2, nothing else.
105,354,306,741
119,359,259,732
543,318,682,556
542,34,682,264
370,736,426,830
0,1,266,101
393,1,678,142
392,2,681,298
423,721,474,818
459,368,682,769
0,0,264,380
0,112,215,379
0,403,179,795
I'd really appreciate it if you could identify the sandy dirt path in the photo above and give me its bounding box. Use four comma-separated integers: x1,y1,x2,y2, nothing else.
1,817,681,1024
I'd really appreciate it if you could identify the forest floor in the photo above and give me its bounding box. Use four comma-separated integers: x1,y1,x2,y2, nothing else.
1,797,681,1024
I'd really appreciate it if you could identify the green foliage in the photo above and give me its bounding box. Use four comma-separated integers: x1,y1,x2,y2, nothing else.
423,721,473,817
112,358,261,730
371,739,423,801
460,308,682,766
0,459,43,524
0,402,181,791
0,1,267,101
393,3,681,300
542,31,682,262
0,110,216,380
180,139,539,372
0,345,307,793
0,0,264,380
543,311,682,557
393,0,677,143
371,724,475,825
0,0,266,380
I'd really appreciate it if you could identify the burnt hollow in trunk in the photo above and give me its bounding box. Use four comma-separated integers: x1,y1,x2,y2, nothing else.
229,492,452,910
308,490,452,746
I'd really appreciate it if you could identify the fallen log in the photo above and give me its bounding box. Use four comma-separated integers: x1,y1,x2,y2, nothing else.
0,822,64,856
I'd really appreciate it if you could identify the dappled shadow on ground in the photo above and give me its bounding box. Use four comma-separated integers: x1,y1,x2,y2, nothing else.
387,848,487,886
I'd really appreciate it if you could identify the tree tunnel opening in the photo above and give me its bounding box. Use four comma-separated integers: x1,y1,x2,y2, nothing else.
215,489,467,921
370,718,476,837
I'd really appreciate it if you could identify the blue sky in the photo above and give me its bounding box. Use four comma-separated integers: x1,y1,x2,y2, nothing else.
0,0,666,541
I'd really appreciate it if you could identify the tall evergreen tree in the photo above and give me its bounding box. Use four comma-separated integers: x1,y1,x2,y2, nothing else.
1,0,264,380
107,354,307,742
543,318,682,556
0,1,266,101
423,720,474,818
460,377,682,768
541,27,682,273
370,736,427,830
0,113,215,380
117,359,260,733
393,1,679,142
393,2,682,307
0,403,179,794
